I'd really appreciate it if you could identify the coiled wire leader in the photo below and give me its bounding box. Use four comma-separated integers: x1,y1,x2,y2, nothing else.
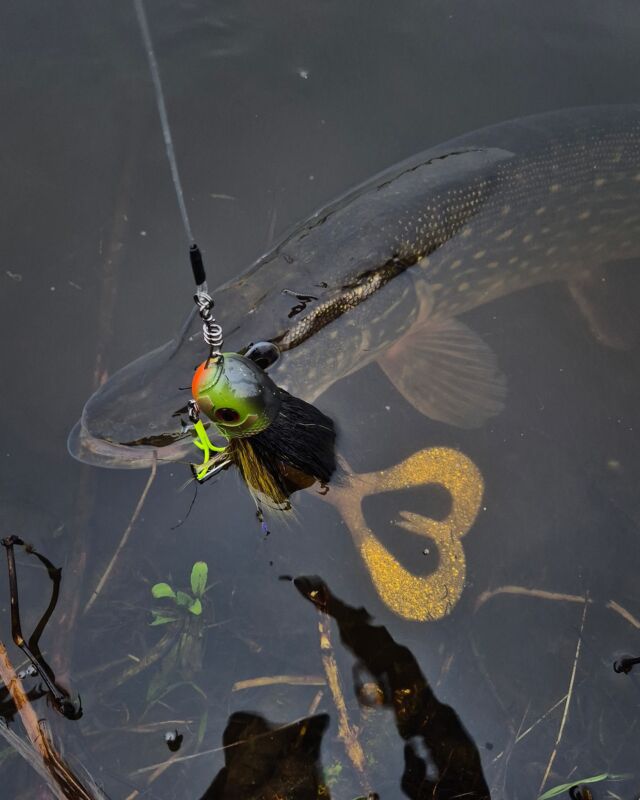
194,290,223,357
184,244,229,480
187,312,230,480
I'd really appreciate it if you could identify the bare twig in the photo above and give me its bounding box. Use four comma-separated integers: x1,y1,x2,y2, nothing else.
232,675,325,692
140,749,184,795
0,642,46,748
307,689,324,717
539,599,589,793
84,454,157,614
130,714,325,775
515,694,568,744
606,599,640,629
475,585,591,611
0,641,103,799
316,614,370,790
294,689,326,750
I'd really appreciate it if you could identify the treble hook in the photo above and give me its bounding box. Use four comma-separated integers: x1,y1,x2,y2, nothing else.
188,400,229,482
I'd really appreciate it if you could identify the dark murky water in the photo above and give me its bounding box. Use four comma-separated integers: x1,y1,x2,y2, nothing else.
2,2,640,798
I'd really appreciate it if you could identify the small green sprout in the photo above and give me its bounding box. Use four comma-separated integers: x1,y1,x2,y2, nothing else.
150,562,208,625
324,760,344,787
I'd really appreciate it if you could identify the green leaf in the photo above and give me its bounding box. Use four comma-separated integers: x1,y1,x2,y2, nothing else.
190,562,208,597
151,582,175,599
149,613,177,626
538,774,610,800
196,709,208,748
188,598,203,616
145,642,180,703
176,591,194,608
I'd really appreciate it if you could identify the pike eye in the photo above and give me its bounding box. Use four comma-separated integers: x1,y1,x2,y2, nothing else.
214,407,241,424
244,341,280,370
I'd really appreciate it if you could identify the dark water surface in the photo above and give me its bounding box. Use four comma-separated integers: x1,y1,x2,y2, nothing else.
2,2,640,798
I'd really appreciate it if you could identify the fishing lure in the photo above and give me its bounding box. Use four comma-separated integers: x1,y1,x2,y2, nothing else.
187,248,335,505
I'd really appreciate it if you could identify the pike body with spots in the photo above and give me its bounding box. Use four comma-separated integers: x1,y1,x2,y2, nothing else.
69,105,640,468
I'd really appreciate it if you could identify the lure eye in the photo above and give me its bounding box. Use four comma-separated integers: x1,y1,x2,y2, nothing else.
213,407,242,425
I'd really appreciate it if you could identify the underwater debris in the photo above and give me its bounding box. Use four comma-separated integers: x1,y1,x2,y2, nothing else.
294,575,491,799
1,536,81,720
164,729,183,753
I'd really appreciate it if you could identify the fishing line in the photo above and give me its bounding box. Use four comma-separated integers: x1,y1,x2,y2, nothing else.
133,0,336,503
134,0,196,250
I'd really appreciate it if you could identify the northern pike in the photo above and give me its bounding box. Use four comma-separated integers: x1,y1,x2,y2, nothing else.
69,105,640,469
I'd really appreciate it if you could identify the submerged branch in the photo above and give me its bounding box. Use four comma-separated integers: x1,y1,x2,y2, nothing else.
316,613,371,792
475,585,591,611
232,674,326,692
606,599,640,630
0,642,105,800
84,455,157,615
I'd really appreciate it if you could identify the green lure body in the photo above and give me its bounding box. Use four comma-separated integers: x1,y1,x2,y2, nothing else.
191,354,282,439
190,352,336,500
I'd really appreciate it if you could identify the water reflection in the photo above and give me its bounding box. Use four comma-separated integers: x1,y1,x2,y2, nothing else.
322,447,484,621
200,711,330,800
294,576,490,800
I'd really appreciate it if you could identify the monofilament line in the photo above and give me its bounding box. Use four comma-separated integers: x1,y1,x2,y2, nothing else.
134,0,195,245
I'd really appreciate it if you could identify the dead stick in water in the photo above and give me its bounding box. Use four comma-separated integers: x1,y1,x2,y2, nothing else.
475,585,592,611
84,453,157,614
0,642,100,799
606,598,640,629
0,642,45,749
316,612,371,792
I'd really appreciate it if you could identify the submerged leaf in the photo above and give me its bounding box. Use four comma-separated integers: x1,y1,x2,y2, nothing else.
176,591,194,608
150,613,178,626
190,561,208,597
188,598,203,616
151,582,176,599
196,709,208,748
146,641,181,703
538,774,610,800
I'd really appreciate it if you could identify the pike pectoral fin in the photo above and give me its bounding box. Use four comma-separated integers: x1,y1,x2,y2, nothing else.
378,317,506,428
568,264,639,350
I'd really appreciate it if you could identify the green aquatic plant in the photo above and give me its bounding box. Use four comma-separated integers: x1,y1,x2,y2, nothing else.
150,561,208,625
145,561,211,705
538,772,630,800
323,759,344,787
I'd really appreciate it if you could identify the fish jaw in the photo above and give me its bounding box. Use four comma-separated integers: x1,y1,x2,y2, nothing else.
67,419,194,469
67,309,205,469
